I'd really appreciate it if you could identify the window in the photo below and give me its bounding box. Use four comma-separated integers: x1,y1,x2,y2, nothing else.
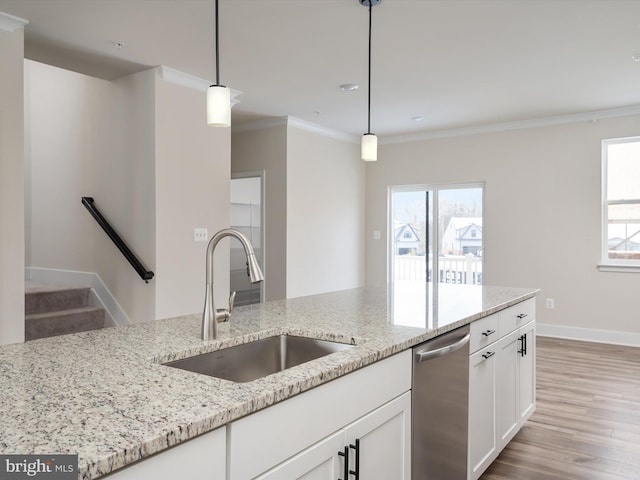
601,137,640,269
389,183,484,285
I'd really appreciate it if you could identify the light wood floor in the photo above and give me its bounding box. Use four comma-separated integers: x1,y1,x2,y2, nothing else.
481,336,640,480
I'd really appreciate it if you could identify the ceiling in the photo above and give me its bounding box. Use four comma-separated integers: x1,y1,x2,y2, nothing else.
2,0,640,139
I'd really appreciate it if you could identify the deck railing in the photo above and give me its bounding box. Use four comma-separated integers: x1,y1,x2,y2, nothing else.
394,254,482,285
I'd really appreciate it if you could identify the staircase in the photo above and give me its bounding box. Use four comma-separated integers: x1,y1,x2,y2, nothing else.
25,284,106,341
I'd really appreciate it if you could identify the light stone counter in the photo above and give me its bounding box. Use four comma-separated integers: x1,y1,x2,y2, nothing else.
0,283,538,479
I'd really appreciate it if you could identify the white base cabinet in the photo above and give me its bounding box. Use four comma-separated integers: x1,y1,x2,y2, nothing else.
256,392,411,480
518,320,536,424
229,350,412,480
468,298,536,480
468,347,497,480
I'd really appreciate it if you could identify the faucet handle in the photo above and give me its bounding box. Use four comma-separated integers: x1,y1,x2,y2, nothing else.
229,290,236,313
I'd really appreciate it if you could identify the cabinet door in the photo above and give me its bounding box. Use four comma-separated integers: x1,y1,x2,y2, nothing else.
468,348,497,480
519,321,536,423
255,431,345,480
344,392,411,480
496,329,520,450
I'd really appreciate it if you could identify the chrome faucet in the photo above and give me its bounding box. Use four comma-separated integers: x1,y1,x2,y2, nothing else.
202,228,264,341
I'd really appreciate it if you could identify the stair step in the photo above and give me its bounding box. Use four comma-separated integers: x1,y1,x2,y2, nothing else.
25,287,91,315
25,306,106,341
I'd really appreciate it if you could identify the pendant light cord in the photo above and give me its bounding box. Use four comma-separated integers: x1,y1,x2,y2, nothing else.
215,0,220,85
367,1,372,134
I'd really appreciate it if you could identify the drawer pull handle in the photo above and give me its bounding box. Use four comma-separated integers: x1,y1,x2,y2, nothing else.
349,439,360,479
482,329,495,337
517,333,528,357
516,313,528,319
338,446,349,480
482,351,495,360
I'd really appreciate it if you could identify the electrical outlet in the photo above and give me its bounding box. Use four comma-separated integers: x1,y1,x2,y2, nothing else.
545,298,555,309
194,228,208,242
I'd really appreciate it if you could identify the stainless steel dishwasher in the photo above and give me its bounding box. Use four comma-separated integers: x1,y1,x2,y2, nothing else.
412,325,471,479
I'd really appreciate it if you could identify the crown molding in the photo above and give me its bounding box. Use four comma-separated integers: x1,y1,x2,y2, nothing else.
381,104,640,145
233,115,359,144
287,117,359,143
232,116,288,133
0,12,28,32
156,66,241,106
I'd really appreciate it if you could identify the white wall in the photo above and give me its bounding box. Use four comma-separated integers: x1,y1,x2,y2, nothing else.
232,124,287,301
154,75,230,319
367,116,640,336
286,125,365,298
232,119,366,300
0,26,25,344
102,69,157,322
26,60,112,270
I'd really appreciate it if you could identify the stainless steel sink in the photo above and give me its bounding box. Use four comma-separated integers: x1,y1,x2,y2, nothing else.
163,335,354,383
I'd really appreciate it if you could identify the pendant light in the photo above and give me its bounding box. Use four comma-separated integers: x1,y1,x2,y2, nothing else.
360,0,380,161
207,0,231,127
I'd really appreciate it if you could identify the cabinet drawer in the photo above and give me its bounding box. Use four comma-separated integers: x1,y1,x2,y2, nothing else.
469,313,500,353
498,298,535,337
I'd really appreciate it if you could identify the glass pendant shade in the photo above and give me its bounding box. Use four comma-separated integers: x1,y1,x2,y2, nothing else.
207,84,231,127
361,133,378,161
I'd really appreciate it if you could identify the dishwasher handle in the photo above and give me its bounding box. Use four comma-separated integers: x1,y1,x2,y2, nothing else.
415,332,471,363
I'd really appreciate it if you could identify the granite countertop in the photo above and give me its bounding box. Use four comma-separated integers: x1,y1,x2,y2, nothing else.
0,282,538,479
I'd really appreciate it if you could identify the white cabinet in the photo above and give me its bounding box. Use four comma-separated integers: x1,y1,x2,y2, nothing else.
497,320,536,450
344,392,411,480
228,351,412,480
518,320,536,423
257,392,411,480
468,298,536,480
468,346,497,480
104,426,226,479
496,329,520,449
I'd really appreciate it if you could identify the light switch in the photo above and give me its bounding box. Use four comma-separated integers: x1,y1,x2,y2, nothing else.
194,228,208,242
372,230,381,240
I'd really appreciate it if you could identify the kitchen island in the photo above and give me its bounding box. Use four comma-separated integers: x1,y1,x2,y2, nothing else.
0,283,538,479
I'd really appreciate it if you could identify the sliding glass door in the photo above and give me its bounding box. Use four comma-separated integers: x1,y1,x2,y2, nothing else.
389,183,484,286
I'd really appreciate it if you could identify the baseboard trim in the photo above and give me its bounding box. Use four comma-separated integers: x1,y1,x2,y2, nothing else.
25,267,130,326
537,323,640,347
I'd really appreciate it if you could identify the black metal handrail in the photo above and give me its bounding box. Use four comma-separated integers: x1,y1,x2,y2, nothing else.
81,197,154,283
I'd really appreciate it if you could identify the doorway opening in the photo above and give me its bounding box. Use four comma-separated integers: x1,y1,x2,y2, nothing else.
230,172,265,306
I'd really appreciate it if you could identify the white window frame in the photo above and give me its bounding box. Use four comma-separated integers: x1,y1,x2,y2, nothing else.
599,136,640,272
